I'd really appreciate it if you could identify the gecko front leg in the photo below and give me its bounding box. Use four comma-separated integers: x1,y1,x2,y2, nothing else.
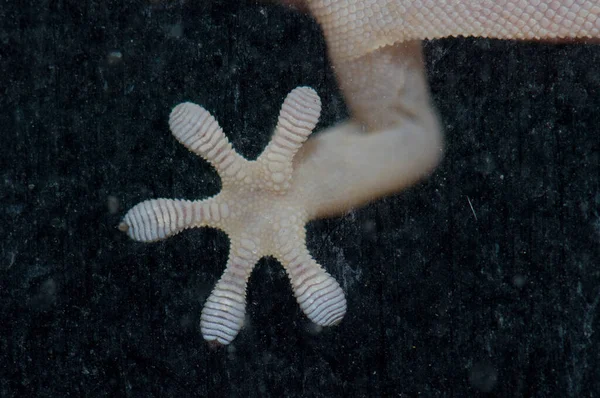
292,0,600,216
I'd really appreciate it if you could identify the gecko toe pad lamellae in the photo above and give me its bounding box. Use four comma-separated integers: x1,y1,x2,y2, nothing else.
119,87,346,345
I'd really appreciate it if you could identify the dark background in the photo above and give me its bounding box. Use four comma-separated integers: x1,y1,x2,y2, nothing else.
1,0,599,396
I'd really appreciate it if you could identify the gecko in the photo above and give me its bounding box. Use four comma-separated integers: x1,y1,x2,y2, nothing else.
119,1,600,345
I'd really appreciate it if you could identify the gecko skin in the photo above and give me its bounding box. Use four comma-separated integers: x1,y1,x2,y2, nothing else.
120,2,600,345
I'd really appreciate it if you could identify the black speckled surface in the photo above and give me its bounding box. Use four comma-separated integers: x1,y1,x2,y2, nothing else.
1,1,599,396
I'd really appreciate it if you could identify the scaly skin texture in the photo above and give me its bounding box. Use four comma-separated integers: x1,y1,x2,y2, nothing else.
308,0,600,62
120,1,600,345
121,87,347,345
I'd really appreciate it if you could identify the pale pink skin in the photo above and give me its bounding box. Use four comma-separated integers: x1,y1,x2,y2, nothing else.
295,0,599,218
121,1,600,344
